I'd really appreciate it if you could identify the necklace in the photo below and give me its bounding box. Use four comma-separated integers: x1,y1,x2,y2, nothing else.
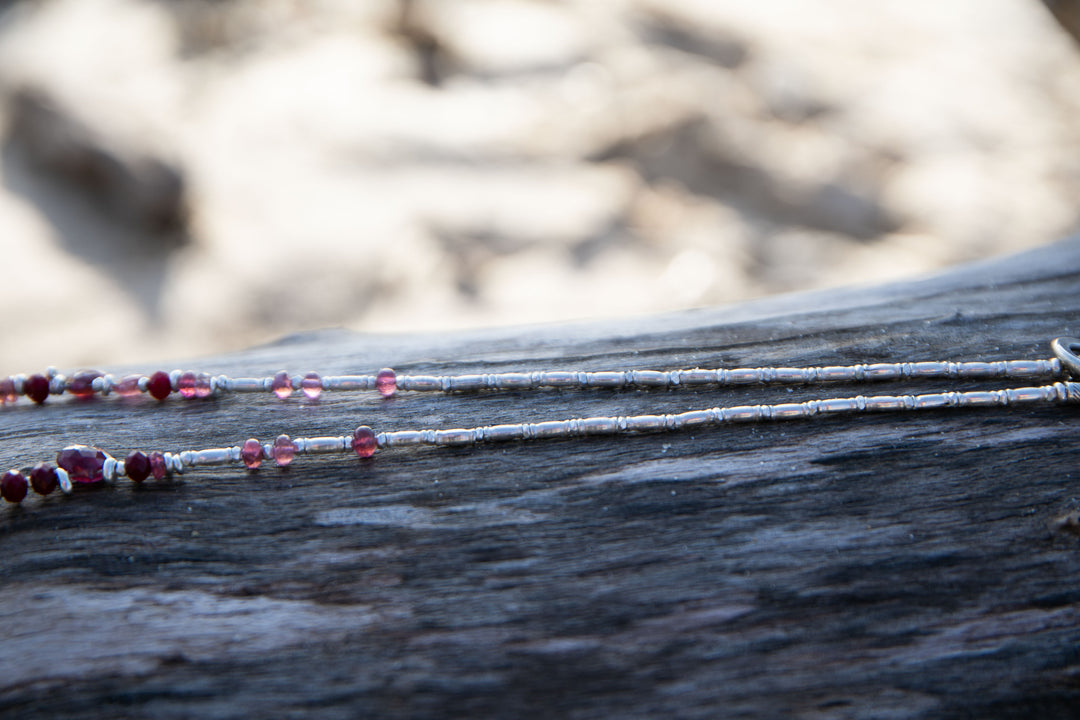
0,351,1070,405
1,337,1078,505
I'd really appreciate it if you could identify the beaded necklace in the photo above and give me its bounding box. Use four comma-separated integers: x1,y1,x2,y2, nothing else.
2,337,1078,505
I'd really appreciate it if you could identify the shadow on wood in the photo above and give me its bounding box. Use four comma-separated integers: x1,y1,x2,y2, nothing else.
2,238,1080,719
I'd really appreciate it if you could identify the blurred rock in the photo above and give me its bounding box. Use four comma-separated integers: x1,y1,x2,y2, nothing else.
0,0,1079,370
7,87,188,240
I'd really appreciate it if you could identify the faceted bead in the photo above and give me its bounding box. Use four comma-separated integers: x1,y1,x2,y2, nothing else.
24,374,49,404
271,371,293,399
115,374,143,398
376,368,397,398
56,445,108,484
272,434,296,467
0,377,16,404
147,371,172,401
125,451,151,483
29,463,59,496
149,451,167,480
194,373,213,399
241,438,264,469
1,471,27,503
177,371,197,399
352,425,377,458
301,372,322,400
68,370,102,399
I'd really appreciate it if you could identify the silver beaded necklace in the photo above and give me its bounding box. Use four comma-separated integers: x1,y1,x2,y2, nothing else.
2,337,1079,505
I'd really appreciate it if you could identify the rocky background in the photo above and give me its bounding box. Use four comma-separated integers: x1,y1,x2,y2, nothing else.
1,0,1079,371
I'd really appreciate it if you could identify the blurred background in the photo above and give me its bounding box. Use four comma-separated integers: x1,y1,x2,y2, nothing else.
1,0,1080,371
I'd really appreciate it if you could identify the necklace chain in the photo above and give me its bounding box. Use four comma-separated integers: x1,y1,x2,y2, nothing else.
2,337,1079,504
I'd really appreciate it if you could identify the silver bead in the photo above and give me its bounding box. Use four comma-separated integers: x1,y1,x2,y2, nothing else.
56,468,72,494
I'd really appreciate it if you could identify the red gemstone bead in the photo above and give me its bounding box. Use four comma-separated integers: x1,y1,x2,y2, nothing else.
352,425,377,458
241,439,264,469
149,451,167,480
194,373,213,399
24,374,49,404
301,372,322,400
56,445,108,484
115,374,142,398
272,434,296,466
29,463,58,495
68,370,102,399
0,377,16,404
271,371,292,399
1,471,27,503
147,371,172,400
178,371,197,399
125,451,151,483
376,368,397,398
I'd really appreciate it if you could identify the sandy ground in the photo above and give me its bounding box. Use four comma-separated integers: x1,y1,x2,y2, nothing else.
1,0,1079,371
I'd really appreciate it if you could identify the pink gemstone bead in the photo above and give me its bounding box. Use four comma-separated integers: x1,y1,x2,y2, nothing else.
1,471,27,503
68,370,102,399
125,451,151,483
149,451,167,480
376,368,397,398
0,377,17,404
194,373,213,399
57,445,108,484
352,425,377,458
272,434,296,467
114,374,143,398
271,371,292,399
241,439,264,469
24,374,49,404
29,463,59,496
178,371,197,399
147,371,172,401
301,372,322,400
29,463,58,496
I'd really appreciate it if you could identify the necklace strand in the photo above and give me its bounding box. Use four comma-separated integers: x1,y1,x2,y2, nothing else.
0,358,1068,406
2,337,1079,505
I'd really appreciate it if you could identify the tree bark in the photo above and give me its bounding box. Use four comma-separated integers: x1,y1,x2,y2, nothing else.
2,238,1080,719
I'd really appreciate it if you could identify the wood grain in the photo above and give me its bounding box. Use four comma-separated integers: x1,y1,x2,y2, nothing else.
2,239,1080,719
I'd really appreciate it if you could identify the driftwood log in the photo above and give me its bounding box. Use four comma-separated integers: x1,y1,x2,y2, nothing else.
2,238,1080,719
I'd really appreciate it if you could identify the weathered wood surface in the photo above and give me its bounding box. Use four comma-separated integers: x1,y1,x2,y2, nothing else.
2,238,1080,719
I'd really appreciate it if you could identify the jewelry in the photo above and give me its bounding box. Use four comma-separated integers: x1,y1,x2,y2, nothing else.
0,350,1069,405
2,338,1079,505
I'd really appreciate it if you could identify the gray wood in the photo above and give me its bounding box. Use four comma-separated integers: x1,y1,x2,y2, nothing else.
2,238,1080,719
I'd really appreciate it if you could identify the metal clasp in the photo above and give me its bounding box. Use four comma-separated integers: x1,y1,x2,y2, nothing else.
1051,337,1080,378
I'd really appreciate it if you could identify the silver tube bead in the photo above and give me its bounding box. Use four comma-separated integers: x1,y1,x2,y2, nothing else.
303,436,349,453
448,375,486,392
183,448,234,466
624,415,665,432
402,376,442,392
435,428,475,446
630,370,668,387
323,376,374,391
589,372,627,388
531,420,570,438
492,373,530,390
225,378,266,392
679,369,717,385
380,431,425,447
675,410,713,427
540,371,577,388
582,417,618,434
482,424,526,442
